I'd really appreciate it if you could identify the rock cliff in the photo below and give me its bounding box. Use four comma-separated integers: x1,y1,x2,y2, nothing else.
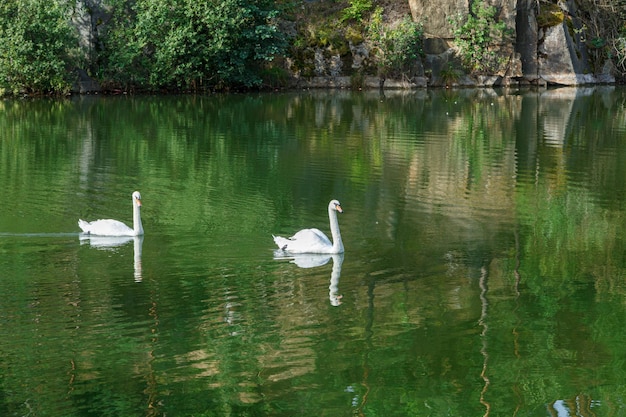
291,0,617,88
72,0,618,92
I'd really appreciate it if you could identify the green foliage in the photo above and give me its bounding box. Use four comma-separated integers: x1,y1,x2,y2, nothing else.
439,64,461,86
99,0,286,91
341,0,373,23
0,0,79,95
260,65,290,88
450,0,510,74
312,24,343,49
366,7,424,79
350,70,365,88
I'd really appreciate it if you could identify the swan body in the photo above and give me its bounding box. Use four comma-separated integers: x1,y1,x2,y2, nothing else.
78,191,144,237
273,200,344,254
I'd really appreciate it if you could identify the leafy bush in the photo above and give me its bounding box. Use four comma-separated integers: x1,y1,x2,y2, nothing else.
450,0,510,74
0,0,78,94
341,0,373,23
366,7,424,80
439,64,461,86
99,0,286,91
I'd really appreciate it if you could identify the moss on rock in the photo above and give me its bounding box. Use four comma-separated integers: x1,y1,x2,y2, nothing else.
537,3,564,28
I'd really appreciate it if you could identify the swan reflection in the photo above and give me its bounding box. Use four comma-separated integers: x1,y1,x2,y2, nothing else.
328,253,343,306
79,235,143,282
273,251,344,306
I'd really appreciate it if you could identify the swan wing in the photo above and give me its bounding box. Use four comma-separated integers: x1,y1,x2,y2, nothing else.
291,228,332,245
273,228,333,254
78,218,134,237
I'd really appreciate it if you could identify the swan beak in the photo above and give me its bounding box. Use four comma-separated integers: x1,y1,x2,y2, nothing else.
336,204,343,213
135,197,142,207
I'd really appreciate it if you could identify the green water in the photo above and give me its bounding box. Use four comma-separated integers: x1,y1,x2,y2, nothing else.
1,88,626,416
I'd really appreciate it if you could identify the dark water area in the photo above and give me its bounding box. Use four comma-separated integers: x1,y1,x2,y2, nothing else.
1,87,626,416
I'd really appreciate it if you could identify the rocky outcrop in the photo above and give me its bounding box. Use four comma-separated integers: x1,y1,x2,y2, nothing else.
296,0,616,88
70,0,109,93
407,0,615,86
515,0,540,84
537,1,614,85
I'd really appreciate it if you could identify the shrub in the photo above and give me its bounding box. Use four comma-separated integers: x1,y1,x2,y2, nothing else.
341,0,373,23
0,0,79,94
439,64,461,86
99,0,286,91
366,7,424,80
450,0,510,74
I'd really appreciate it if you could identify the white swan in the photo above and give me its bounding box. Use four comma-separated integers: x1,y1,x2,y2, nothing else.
78,191,144,236
273,199,344,254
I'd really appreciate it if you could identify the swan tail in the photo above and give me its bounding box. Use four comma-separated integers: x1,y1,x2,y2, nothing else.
273,235,290,251
78,219,91,234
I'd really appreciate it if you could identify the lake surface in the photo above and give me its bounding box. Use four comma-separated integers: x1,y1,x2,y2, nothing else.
1,87,626,416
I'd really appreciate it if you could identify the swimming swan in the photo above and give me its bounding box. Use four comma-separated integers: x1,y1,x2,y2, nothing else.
273,199,344,254
78,191,144,237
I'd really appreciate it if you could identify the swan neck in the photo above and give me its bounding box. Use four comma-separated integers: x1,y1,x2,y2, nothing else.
328,207,343,253
133,202,144,235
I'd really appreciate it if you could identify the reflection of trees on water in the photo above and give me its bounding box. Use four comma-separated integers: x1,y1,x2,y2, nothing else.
4,89,626,415
365,91,624,412
77,234,158,414
277,88,626,416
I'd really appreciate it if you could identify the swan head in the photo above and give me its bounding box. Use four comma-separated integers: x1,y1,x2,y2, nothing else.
329,199,343,213
132,191,142,207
